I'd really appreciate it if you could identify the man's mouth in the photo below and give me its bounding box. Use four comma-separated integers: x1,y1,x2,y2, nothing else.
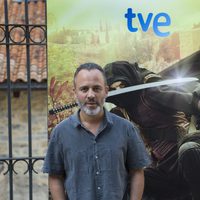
85,102,98,107
86,102,96,105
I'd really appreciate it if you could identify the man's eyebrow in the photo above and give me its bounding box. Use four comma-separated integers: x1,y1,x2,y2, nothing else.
93,85,102,88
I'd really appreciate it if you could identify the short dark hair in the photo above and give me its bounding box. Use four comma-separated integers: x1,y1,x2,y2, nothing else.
73,62,107,86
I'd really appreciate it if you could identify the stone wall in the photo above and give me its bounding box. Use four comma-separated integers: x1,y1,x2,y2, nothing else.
0,90,48,200
0,168,8,200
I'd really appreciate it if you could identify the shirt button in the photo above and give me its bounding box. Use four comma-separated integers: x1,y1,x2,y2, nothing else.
96,171,100,175
95,155,98,159
97,186,101,190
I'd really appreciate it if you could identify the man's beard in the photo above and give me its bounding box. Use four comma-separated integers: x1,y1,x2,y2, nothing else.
77,99,104,116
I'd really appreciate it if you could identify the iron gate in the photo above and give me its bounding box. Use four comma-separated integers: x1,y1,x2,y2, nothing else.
0,0,47,199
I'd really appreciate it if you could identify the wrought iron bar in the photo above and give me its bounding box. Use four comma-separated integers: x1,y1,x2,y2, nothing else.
24,1,33,200
0,24,46,45
0,157,45,175
4,0,13,199
0,82,47,90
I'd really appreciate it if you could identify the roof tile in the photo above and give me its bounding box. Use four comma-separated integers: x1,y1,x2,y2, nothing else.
0,0,46,83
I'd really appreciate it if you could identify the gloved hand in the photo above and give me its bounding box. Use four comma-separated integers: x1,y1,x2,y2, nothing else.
192,85,200,129
196,116,200,130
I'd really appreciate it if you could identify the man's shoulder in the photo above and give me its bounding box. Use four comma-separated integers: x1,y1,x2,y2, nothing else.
53,113,77,131
107,110,133,127
106,111,140,139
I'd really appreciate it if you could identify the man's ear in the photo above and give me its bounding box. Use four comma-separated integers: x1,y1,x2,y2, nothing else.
73,87,77,99
105,85,109,96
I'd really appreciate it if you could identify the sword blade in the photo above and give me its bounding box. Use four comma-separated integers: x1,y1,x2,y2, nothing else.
108,77,198,97
49,77,199,115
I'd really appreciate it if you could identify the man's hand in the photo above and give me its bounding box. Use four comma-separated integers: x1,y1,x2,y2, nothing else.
195,114,200,130
129,169,144,200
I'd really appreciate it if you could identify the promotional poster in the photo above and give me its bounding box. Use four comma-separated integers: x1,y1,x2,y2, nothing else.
47,0,200,124
46,1,200,199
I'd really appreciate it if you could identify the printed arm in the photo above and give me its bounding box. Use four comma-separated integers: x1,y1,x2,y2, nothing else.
144,82,200,114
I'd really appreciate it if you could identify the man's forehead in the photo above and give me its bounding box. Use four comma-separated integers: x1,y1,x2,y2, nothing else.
75,70,105,85
77,69,102,77
76,69,105,82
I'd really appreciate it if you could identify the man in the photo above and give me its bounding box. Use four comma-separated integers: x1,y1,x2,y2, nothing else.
104,61,200,200
43,63,151,200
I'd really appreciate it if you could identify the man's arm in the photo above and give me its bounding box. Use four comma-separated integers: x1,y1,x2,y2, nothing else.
49,174,66,200
129,169,144,200
144,82,200,115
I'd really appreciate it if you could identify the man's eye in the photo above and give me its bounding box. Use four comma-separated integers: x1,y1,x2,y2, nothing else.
80,87,88,92
93,87,101,92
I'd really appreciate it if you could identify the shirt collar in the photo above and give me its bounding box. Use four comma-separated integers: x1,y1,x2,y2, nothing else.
70,108,113,128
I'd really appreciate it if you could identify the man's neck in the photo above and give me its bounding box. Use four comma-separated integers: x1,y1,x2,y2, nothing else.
79,110,104,135
79,109,104,123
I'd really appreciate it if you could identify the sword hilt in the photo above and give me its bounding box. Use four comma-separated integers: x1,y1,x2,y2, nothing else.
49,102,78,115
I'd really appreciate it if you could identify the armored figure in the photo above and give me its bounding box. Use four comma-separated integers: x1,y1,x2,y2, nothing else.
104,61,200,200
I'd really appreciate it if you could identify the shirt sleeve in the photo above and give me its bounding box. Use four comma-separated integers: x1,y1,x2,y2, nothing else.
126,125,151,170
43,128,65,175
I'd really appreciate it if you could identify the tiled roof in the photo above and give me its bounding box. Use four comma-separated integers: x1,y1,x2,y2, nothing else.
0,0,47,83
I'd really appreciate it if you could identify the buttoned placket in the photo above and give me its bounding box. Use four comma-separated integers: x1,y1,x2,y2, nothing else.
80,114,109,199
94,121,110,199
93,137,103,199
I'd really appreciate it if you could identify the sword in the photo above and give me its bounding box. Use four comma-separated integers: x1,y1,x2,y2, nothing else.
108,77,198,97
49,77,199,115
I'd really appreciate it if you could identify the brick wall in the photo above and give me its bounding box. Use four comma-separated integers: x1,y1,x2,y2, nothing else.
0,90,48,200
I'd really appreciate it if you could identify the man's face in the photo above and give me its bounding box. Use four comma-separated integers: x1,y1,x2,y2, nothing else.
74,69,108,116
109,81,126,90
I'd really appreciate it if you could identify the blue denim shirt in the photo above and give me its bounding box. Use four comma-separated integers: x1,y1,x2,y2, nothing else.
43,109,151,200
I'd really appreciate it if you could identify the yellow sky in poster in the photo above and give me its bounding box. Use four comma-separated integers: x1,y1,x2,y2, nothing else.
48,0,200,33
47,0,200,82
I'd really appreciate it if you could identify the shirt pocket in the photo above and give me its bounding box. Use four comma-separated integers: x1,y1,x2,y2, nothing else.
74,149,90,173
98,148,112,170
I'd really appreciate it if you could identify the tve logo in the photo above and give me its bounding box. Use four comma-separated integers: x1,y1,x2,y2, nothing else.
124,8,171,37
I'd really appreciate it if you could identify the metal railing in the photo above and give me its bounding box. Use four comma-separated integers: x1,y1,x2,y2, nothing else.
0,0,47,199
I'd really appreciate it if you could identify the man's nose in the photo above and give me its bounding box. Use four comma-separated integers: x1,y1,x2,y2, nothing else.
87,88,95,98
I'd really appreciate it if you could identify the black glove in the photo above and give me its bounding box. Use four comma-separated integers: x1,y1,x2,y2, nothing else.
192,85,200,129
